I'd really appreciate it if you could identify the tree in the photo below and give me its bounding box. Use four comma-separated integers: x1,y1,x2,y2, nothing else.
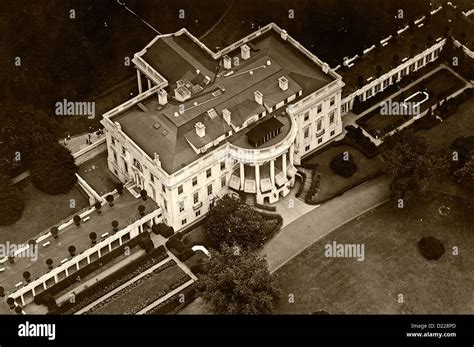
30,144,78,195
112,220,119,233
0,173,24,226
199,244,281,314
94,201,102,214
330,152,358,178
50,226,59,239
106,194,114,207
116,182,124,195
384,130,446,205
73,215,81,227
6,297,15,309
46,258,53,270
23,271,31,283
68,245,76,257
138,204,146,217
140,189,148,201
453,156,474,192
89,232,97,245
205,195,267,250
449,136,474,173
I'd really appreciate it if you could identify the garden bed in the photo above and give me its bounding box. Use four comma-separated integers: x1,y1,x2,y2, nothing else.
88,260,190,314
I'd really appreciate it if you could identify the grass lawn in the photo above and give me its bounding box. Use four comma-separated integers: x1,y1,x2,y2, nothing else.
0,178,89,245
78,151,119,196
93,263,188,314
356,68,466,138
304,144,384,203
418,96,474,151
275,191,473,314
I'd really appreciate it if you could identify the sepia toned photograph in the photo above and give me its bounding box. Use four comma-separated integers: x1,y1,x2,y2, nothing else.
0,0,472,343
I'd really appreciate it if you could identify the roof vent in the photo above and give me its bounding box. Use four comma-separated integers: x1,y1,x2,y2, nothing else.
241,44,251,60
278,76,288,91
158,89,168,105
254,90,263,105
207,108,218,119
195,122,206,138
174,85,191,102
223,108,231,125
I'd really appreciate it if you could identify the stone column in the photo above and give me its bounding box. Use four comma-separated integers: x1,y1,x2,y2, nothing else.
137,69,143,94
270,160,275,188
240,162,245,189
282,152,287,177
147,78,152,90
289,144,294,164
255,164,260,193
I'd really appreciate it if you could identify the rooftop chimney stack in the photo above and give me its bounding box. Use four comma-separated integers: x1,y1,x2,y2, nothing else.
322,62,329,74
158,89,168,105
281,29,288,41
278,76,288,91
254,90,263,105
222,108,231,125
195,122,206,138
241,44,251,60
223,55,232,69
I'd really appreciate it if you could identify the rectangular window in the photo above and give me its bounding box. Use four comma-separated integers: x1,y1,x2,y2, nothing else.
111,137,116,146
178,185,183,195
304,127,309,138
330,130,335,136
317,104,322,113
163,199,167,211
113,151,117,162
367,88,373,98
317,118,323,132
150,173,154,182
195,210,201,217
193,192,199,204
374,84,381,93
122,146,126,156
161,184,166,193
192,177,198,187
220,161,225,171
206,168,212,178
181,219,187,225
305,145,310,152
124,161,128,173
318,138,323,144
179,201,184,213
303,111,309,122
221,176,226,188
207,184,213,196
329,112,335,124
330,97,335,106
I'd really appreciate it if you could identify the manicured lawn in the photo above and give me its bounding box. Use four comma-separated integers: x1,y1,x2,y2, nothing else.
275,192,473,314
0,178,89,245
92,262,188,314
78,151,119,196
356,68,466,138
304,144,384,203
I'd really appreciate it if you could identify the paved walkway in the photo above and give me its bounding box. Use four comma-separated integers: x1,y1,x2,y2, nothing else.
260,175,391,273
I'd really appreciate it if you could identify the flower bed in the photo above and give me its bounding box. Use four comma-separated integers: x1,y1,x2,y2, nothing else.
146,283,197,315
88,260,191,314
50,245,168,314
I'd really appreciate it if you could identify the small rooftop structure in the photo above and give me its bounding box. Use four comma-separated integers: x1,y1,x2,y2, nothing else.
246,117,285,148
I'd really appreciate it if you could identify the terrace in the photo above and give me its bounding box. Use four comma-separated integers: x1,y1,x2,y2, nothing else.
0,191,157,311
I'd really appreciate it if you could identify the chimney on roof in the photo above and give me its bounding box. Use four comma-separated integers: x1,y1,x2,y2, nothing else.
195,122,206,138
158,89,168,105
222,108,231,125
253,90,263,105
241,44,251,60
278,76,288,91
154,152,161,167
281,29,288,41
223,55,232,69
322,62,329,74
254,90,263,105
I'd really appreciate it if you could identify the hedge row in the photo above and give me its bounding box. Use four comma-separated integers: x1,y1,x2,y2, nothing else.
48,245,168,314
258,211,284,241
165,235,195,262
295,171,307,198
146,284,197,315
305,172,322,205
343,126,379,158
254,202,277,212
35,232,152,306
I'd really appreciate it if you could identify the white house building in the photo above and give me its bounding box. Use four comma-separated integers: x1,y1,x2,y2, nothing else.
101,23,344,231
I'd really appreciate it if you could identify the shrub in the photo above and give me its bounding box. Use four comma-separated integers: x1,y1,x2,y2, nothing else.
115,182,124,194
254,202,277,212
165,236,187,253
177,248,195,262
418,236,445,260
330,152,358,178
152,223,174,238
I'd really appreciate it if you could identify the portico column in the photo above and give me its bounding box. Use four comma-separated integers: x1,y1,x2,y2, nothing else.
147,78,152,90
282,152,287,177
137,69,143,94
289,144,294,164
239,162,245,189
255,164,260,193
270,160,275,188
